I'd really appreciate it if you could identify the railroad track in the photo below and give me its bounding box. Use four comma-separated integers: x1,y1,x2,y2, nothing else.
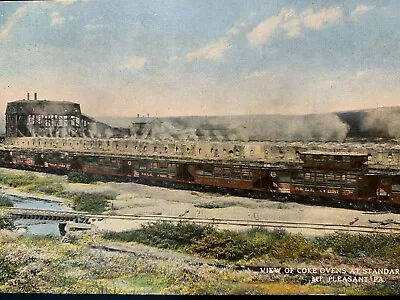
5,208,400,235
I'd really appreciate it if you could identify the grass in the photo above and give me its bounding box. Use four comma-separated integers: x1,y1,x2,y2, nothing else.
0,233,398,295
103,223,314,262
194,201,238,209
103,221,213,250
108,274,173,294
100,224,400,295
69,192,114,214
313,232,400,259
0,170,117,214
0,171,64,197
102,222,400,265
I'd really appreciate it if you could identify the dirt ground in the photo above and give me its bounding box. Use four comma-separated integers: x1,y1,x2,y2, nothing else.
2,167,400,237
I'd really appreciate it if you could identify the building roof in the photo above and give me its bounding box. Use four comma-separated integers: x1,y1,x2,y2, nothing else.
6,100,81,116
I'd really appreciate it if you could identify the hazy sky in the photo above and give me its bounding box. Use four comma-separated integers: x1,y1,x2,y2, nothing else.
0,0,399,118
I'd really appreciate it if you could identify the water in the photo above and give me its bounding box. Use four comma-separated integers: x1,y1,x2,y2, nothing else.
1,193,71,237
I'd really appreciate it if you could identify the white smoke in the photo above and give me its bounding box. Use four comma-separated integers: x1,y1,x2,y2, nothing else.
361,108,400,138
126,113,349,142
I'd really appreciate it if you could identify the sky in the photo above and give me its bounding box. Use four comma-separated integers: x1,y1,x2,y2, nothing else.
0,0,399,118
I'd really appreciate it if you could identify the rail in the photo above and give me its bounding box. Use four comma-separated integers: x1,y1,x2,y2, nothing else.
5,208,400,235
6,208,91,223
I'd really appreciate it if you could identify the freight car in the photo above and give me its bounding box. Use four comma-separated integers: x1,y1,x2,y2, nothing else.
2,96,400,210
1,145,400,209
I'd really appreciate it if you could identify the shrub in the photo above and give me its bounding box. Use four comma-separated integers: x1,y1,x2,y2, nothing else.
71,193,112,213
194,201,237,209
313,232,400,259
190,227,291,262
0,214,14,230
243,227,287,240
105,222,320,262
0,173,39,188
0,172,64,197
0,207,14,229
24,183,65,197
0,252,16,284
269,234,320,261
0,198,14,207
240,228,287,259
103,221,214,250
190,230,249,261
67,171,106,184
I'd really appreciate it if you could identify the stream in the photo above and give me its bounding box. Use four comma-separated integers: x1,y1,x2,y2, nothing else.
1,193,72,237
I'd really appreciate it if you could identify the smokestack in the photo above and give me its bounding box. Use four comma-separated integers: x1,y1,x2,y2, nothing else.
27,92,30,100
34,92,37,100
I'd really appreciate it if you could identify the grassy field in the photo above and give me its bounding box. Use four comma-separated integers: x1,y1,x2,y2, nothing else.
103,221,400,265
0,231,398,295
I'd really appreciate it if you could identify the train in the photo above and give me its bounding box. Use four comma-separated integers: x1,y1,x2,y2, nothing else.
1,95,400,210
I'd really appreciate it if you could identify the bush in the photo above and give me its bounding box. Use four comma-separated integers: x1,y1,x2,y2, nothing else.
190,230,249,261
0,215,14,230
190,228,291,262
269,234,320,261
194,201,237,209
244,228,287,259
24,183,65,197
0,172,64,197
105,222,319,262
313,232,400,259
0,252,16,284
243,227,287,240
67,171,106,184
71,193,113,213
0,198,14,207
103,221,214,250
0,173,39,188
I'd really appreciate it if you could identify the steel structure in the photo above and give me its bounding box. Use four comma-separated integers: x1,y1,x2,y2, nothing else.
5,95,126,139
5,95,85,138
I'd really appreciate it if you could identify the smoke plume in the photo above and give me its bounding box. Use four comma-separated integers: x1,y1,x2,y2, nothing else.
361,107,400,138
127,113,349,142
